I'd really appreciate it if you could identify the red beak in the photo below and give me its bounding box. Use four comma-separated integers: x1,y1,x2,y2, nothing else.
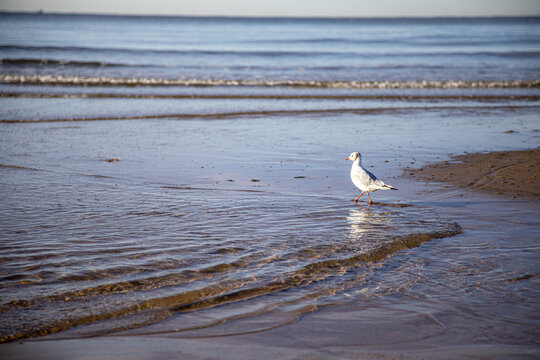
345,157,351,160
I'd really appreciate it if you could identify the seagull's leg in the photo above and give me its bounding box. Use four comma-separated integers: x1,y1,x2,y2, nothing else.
367,192,373,204
354,192,364,203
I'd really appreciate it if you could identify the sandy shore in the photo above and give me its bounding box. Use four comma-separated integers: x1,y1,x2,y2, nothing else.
1,335,538,360
407,149,540,200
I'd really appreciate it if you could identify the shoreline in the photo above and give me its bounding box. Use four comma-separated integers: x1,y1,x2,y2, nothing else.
407,148,540,201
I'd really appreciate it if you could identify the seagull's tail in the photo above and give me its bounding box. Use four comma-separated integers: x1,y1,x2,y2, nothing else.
383,184,398,190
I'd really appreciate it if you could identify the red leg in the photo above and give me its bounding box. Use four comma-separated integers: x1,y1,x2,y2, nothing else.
367,192,373,204
354,192,363,203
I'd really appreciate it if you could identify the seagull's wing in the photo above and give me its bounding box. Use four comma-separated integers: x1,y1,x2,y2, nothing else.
363,168,379,182
363,167,393,189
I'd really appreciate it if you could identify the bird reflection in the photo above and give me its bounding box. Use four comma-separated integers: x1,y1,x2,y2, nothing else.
346,209,371,237
346,208,393,241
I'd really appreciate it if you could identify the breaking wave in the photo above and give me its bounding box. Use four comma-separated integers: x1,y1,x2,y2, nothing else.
1,75,539,88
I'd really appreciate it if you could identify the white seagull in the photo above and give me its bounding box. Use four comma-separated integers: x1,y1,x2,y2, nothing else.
346,152,397,204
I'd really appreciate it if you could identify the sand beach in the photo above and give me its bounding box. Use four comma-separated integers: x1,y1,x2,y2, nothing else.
408,149,540,201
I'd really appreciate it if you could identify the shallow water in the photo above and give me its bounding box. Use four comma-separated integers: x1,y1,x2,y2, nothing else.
0,114,468,341
0,165,460,340
0,105,538,342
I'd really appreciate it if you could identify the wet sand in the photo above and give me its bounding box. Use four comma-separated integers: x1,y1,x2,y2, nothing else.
1,335,538,360
408,149,540,201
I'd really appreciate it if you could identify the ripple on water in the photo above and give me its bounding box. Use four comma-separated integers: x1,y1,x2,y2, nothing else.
0,168,461,342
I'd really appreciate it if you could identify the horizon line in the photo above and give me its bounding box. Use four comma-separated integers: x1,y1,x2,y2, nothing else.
1,10,540,19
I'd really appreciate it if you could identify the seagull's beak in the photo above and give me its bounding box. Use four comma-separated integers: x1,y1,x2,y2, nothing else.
345,157,351,160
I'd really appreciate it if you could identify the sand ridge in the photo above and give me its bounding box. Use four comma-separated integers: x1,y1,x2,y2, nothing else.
408,149,540,200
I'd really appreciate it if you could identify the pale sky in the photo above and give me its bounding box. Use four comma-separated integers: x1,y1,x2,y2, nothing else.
1,0,540,17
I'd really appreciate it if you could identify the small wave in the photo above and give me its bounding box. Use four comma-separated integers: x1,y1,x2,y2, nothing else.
0,58,121,68
0,221,462,343
0,163,43,171
3,44,539,58
1,75,539,88
0,44,336,57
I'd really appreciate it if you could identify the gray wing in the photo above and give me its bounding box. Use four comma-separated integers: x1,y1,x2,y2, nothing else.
363,167,388,188
364,168,379,181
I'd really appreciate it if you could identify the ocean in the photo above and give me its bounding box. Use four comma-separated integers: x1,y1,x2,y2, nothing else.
0,13,539,346
1,14,540,84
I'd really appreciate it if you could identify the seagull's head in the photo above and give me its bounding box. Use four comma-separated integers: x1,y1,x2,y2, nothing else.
345,152,361,162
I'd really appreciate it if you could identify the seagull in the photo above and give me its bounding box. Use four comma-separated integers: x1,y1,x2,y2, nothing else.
346,152,397,204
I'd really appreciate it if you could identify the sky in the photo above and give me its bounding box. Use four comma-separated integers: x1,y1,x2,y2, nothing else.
1,0,540,17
